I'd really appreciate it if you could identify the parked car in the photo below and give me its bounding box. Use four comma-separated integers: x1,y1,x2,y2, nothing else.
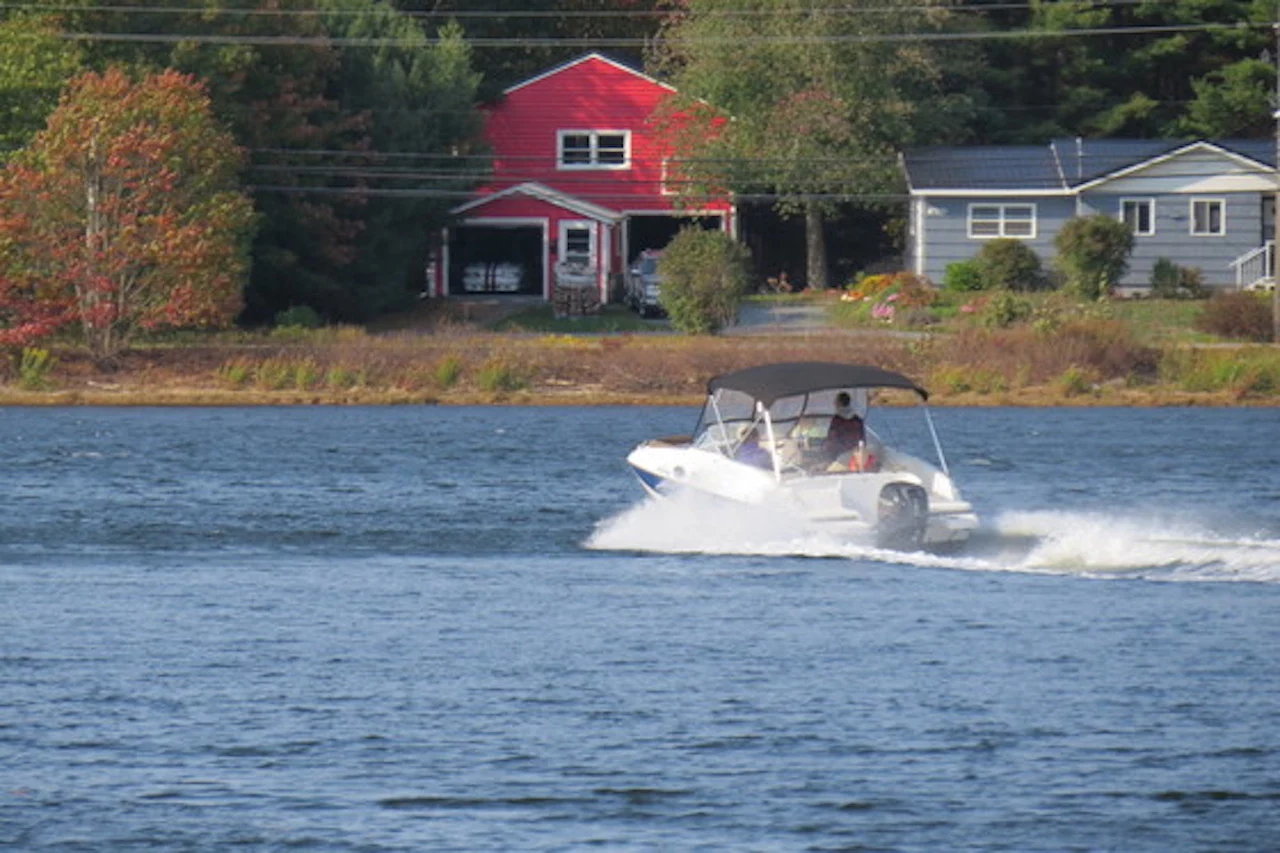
626,249,665,317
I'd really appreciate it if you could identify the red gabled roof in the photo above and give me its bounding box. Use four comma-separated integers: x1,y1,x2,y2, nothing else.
502,52,676,97
452,181,622,221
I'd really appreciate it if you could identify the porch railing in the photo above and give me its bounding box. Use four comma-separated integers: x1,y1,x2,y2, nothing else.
1230,241,1274,289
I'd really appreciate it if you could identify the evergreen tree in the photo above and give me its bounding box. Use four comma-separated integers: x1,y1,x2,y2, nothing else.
316,8,484,318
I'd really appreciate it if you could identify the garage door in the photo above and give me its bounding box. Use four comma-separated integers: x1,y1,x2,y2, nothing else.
450,225,544,296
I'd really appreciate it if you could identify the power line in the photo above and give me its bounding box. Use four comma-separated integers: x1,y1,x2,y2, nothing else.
0,1,1161,19
246,183,909,202
53,21,1267,49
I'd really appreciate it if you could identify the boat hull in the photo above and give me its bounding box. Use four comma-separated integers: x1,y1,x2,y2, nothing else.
627,443,978,550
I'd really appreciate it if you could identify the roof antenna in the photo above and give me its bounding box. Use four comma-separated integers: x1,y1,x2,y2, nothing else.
1076,136,1083,182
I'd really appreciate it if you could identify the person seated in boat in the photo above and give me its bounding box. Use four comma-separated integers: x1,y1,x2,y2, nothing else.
825,392,878,472
735,427,773,470
825,392,865,455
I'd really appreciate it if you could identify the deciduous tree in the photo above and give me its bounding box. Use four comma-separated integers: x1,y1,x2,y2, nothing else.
0,67,256,362
64,0,487,323
653,0,956,289
0,12,83,156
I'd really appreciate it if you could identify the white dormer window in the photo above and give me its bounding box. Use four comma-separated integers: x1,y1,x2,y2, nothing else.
558,130,630,170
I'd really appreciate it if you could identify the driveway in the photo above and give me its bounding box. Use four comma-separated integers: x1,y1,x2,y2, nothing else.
725,300,834,335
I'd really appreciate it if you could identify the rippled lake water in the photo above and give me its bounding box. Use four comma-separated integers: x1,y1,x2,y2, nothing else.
2,405,1278,851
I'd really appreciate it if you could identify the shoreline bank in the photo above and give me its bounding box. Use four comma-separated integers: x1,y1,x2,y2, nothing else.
0,385,1269,408
4,329,1277,408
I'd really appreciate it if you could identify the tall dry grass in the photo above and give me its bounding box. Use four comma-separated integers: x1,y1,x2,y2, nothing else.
930,320,1159,390
5,317,1278,405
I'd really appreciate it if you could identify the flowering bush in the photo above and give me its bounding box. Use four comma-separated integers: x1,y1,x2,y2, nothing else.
839,272,937,324
848,273,898,300
871,301,896,322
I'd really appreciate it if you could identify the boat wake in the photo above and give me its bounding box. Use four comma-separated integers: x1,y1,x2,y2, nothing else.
586,495,1280,583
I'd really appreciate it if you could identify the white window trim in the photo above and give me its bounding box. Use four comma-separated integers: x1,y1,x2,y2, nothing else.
557,129,631,170
966,203,1037,239
1119,197,1155,237
558,220,597,266
1189,197,1226,237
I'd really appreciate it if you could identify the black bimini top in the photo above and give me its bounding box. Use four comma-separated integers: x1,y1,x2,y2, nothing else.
707,362,928,406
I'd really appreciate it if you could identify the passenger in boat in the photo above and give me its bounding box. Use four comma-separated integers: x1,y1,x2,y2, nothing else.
825,392,879,472
735,427,773,470
825,392,865,455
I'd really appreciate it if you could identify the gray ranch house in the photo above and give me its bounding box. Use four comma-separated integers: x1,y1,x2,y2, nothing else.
901,139,1278,292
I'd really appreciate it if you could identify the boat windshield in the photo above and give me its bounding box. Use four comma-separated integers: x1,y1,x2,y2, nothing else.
691,388,759,452
692,387,873,455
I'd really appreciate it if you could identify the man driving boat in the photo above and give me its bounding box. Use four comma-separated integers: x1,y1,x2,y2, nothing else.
825,392,878,472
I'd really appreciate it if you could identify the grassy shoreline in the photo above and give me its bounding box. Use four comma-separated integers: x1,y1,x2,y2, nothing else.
4,323,1277,407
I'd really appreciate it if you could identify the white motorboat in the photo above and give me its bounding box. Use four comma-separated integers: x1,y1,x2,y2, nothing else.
626,362,980,550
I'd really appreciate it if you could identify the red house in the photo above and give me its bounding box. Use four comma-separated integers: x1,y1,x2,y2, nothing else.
428,53,736,304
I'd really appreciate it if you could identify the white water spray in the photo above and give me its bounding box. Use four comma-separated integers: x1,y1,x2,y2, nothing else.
586,496,1280,583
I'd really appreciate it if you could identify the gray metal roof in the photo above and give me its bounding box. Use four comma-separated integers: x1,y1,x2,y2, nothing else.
903,145,1064,191
1052,138,1173,183
1214,138,1275,167
904,138,1276,192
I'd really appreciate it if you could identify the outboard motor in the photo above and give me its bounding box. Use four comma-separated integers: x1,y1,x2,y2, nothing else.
876,482,929,550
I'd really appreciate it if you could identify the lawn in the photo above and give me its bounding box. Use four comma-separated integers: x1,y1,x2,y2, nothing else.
492,303,665,333
823,286,1225,345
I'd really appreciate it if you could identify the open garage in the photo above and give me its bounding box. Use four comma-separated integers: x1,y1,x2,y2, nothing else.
625,214,724,265
448,224,545,297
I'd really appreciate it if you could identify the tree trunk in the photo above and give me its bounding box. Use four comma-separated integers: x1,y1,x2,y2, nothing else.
805,203,829,290
82,136,108,362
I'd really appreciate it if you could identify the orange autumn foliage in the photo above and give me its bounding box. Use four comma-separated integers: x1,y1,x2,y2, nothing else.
0,67,257,360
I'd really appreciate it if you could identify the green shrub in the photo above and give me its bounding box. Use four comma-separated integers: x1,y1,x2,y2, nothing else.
1194,290,1273,342
275,305,323,329
1178,266,1206,299
1150,258,1179,298
1054,215,1134,300
325,366,363,389
255,357,294,390
658,228,753,334
975,238,1042,291
1150,258,1206,299
944,259,985,292
930,365,972,394
293,359,320,390
929,365,1008,395
475,358,528,393
18,347,56,390
434,354,463,388
217,360,252,387
1057,365,1098,397
1164,348,1280,394
983,291,1033,328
